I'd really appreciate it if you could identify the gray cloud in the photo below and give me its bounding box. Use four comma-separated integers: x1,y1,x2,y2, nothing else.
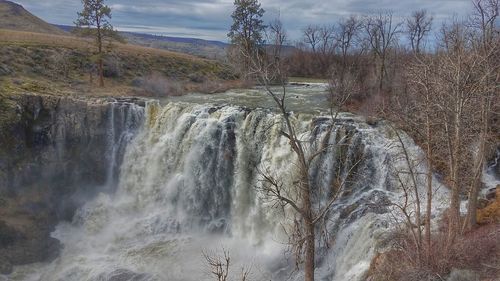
13,0,472,41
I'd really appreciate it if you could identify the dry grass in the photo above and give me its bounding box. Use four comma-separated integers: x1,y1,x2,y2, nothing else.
0,29,211,62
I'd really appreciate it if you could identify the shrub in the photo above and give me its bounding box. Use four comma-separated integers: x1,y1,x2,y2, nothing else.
133,73,184,97
50,51,71,79
103,55,123,78
188,73,206,83
367,223,500,281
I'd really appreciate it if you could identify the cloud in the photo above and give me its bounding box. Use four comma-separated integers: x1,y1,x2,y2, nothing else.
12,0,474,41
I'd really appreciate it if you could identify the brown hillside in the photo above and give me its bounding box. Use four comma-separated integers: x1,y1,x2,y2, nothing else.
0,0,66,35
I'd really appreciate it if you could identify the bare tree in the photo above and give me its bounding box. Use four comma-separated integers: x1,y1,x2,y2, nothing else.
364,11,403,92
335,15,363,79
389,57,442,262
328,15,363,108
389,127,426,265
303,25,322,53
470,0,499,48
239,22,361,281
318,25,336,56
301,24,337,75
406,10,433,54
203,248,251,281
464,0,499,231
203,249,230,281
267,18,287,63
427,19,500,242
403,54,440,263
395,8,498,256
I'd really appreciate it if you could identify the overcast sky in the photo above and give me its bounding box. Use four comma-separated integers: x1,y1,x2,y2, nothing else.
13,0,473,41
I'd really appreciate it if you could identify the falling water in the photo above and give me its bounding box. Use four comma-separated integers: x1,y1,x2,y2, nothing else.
483,148,500,194
104,101,145,189
6,85,452,281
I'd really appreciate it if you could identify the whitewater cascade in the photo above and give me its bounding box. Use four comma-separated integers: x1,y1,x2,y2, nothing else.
8,87,453,281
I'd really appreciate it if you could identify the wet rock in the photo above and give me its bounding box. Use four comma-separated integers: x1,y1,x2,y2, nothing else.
4,236,61,266
343,190,392,224
0,221,20,247
106,269,153,281
0,256,12,275
485,185,498,201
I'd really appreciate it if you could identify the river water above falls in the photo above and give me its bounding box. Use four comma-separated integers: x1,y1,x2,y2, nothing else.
6,84,453,281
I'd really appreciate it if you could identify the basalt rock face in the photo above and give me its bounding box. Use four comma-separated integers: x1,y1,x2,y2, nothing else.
0,93,144,273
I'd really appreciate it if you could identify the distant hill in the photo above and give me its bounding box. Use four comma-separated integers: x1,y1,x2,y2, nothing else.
0,0,65,35
118,32,298,60
120,32,229,60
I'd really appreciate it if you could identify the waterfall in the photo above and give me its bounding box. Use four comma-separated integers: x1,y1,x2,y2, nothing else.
8,95,451,281
104,101,145,189
483,147,500,194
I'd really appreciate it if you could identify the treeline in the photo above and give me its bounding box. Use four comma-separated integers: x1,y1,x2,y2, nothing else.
283,8,498,114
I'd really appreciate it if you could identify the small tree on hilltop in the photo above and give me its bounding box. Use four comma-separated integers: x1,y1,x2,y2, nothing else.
75,0,119,87
228,0,266,78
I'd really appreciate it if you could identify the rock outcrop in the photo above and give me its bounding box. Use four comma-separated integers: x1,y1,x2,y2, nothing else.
477,186,500,224
0,92,144,273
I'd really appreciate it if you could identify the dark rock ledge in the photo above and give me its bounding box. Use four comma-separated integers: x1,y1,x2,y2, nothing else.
0,92,146,274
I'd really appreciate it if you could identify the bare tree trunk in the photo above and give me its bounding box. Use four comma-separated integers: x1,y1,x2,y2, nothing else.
465,96,489,230
302,174,315,281
448,111,462,243
425,113,433,262
379,58,385,93
97,22,104,87
304,216,315,281
98,58,104,87
394,129,423,262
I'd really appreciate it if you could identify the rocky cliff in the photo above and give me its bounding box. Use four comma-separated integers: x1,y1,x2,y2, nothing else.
0,92,144,274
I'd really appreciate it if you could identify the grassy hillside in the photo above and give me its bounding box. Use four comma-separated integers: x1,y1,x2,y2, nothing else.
0,0,65,35
0,29,237,97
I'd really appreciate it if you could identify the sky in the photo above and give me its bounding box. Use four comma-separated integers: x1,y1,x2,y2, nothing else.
13,0,473,42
